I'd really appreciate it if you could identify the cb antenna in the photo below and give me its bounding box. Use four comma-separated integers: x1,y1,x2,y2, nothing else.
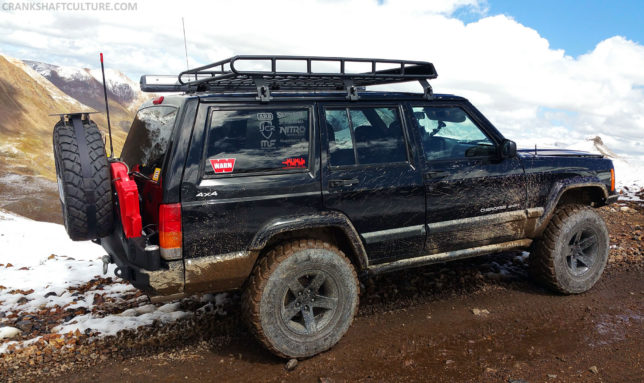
182,17,190,70
99,53,114,158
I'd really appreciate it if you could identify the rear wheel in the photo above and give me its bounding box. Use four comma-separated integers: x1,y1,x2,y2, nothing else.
243,240,359,358
530,204,609,294
53,120,113,240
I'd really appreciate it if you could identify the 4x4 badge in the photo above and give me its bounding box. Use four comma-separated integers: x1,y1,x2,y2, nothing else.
210,158,236,173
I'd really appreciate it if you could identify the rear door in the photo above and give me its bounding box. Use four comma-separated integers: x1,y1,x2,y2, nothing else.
319,103,425,263
181,103,322,263
410,101,527,253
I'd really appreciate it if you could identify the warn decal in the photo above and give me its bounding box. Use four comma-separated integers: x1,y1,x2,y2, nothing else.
210,158,236,173
282,157,306,169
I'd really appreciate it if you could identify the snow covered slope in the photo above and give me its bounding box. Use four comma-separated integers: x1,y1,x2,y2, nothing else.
88,67,150,110
25,59,149,111
3,56,90,111
0,210,226,354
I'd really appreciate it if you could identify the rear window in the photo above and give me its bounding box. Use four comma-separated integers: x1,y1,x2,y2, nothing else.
205,108,310,175
120,106,178,169
325,107,408,167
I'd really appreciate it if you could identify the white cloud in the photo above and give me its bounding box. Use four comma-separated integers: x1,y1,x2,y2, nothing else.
0,0,643,162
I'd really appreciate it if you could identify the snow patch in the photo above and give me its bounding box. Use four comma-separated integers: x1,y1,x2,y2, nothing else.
52,304,192,337
0,210,228,354
55,65,91,81
0,327,21,340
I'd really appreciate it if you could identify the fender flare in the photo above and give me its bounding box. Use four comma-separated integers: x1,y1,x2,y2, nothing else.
533,177,608,236
248,211,369,270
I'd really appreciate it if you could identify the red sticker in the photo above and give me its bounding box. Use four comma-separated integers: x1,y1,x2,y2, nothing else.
210,158,236,173
282,157,306,169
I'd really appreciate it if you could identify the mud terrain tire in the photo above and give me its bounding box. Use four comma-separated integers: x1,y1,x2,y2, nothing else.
530,204,609,294
243,240,359,359
53,120,113,241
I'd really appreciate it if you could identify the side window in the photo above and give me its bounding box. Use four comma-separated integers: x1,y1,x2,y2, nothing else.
325,107,407,166
413,106,495,161
326,109,355,166
205,109,309,175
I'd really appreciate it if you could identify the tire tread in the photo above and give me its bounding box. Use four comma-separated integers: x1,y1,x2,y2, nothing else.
242,239,359,358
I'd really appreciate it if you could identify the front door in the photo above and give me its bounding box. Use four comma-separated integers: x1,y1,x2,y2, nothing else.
320,103,426,263
411,102,527,254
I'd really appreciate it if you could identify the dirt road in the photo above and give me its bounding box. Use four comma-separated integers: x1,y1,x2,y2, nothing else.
58,266,641,383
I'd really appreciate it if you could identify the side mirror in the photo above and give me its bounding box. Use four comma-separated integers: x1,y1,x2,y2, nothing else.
500,139,517,159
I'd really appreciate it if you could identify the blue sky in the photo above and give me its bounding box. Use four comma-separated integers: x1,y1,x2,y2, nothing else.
470,0,644,57
1,0,642,162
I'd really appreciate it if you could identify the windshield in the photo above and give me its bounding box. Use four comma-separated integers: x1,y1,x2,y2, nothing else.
120,106,178,170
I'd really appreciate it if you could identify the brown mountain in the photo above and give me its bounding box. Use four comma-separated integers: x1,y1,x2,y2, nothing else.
0,54,143,222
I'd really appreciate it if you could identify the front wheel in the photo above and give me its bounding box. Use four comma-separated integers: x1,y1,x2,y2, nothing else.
242,240,359,358
530,204,609,294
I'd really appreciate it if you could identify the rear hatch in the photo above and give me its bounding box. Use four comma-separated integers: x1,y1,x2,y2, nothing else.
120,105,178,226
101,104,179,276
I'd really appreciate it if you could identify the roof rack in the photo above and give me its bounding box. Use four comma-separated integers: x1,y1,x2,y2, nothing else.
140,55,437,101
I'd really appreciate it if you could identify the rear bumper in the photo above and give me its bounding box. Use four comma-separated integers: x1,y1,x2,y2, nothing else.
107,250,184,295
99,220,184,295
606,194,619,205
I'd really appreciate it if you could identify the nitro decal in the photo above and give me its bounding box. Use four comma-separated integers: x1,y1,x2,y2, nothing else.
282,157,306,169
210,158,236,173
279,125,306,137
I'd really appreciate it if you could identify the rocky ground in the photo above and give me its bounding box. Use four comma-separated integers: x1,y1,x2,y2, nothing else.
1,195,642,382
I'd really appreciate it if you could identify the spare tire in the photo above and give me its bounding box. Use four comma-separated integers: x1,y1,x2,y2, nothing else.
53,118,113,241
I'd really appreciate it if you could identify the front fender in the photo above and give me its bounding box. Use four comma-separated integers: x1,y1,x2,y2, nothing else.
532,177,609,236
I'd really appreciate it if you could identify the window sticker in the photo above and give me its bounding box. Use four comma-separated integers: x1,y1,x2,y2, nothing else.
210,158,236,173
257,112,273,121
259,121,276,140
282,157,306,169
279,124,306,137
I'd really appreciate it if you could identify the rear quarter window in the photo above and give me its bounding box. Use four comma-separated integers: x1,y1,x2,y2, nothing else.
204,108,310,176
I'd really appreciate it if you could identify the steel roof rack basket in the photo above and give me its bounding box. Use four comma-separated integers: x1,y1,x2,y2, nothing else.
140,55,438,101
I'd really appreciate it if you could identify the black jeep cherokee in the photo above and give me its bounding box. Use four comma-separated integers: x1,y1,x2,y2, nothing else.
52,56,618,358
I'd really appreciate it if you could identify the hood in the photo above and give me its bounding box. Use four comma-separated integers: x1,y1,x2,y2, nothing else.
518,148,603,158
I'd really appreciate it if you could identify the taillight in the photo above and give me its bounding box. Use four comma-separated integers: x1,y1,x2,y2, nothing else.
159,203,182,260
610,168,615,192
152,96,164,105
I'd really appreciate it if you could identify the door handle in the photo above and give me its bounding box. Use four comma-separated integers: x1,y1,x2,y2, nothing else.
424,171,448,180
329,178,359,187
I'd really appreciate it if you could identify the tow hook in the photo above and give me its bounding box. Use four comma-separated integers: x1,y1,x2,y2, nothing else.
101,255,113,275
